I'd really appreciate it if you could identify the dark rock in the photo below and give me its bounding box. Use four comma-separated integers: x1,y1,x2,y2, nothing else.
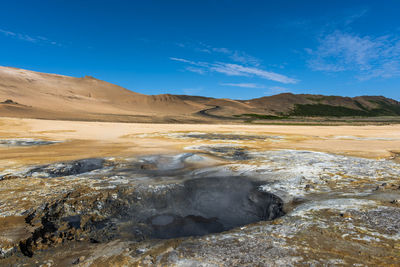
27,158,105,178
1,99,18,104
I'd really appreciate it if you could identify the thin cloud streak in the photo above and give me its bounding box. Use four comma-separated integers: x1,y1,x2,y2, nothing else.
208,45,261,66
0,28,62,46
343,8,368,26
185,66,206,75
212,63,298,84
0,29,16,37
174,41,262,67
0,29,37,42
169,57,193,64
220,83,266,88
170,57,298,84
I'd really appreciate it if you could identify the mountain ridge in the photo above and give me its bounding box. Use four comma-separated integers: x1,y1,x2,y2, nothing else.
0,66,399,123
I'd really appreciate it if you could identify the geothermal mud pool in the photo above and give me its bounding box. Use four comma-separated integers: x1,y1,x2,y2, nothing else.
0,133,400,266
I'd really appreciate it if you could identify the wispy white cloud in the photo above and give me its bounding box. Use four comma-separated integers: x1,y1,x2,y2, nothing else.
343,8,368,26
170,57,298,84
170,57,209,68
0,28,61,46
212,63,298,84
0,29,16,37
212,47,231,54
220,83,266,88
0,29,37,42
185,66,206,75
230,51,261,67
176,41,262,67
170,57,193,64
307,30,400,80
209,46,261,66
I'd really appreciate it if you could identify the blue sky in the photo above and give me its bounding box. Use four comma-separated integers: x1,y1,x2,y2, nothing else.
0,0,399,100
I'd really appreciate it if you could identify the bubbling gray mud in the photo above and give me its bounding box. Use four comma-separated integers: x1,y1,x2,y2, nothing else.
128,177,284,239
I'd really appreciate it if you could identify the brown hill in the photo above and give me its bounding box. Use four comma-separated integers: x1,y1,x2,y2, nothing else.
0,67,214,122
246,93,400,117
0,66,399,122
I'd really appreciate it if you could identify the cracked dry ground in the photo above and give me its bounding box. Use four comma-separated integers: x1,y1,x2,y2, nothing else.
1,118,400,266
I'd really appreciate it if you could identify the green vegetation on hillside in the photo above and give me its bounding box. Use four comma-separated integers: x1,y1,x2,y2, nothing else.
305,96,338,102
289,104,367,117
366,100,400,116
237,101,400,120
289,102,400,117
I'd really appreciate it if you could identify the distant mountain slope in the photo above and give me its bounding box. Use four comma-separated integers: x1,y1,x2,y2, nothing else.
246,93,400,117
0,66,399,122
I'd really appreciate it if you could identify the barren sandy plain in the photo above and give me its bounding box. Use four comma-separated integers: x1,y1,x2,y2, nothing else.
1,117,400,266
